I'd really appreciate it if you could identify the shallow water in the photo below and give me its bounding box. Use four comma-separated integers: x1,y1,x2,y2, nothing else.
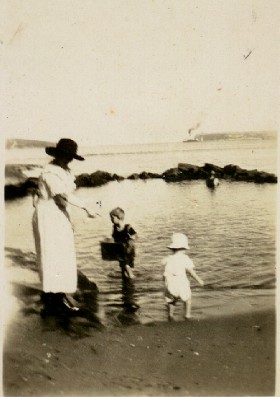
5,177,276,324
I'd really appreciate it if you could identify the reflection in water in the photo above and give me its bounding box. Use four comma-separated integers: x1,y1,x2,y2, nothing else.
121,277,140,313
116,277,140,326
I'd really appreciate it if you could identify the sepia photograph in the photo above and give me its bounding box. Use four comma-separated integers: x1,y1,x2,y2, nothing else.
1,1,278,396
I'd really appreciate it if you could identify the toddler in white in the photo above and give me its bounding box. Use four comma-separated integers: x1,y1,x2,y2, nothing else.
163,233,204,320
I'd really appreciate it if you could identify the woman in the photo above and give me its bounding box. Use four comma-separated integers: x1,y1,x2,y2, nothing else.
33,138,96,316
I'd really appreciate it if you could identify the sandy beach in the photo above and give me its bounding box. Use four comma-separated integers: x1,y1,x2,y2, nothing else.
2,263,276,397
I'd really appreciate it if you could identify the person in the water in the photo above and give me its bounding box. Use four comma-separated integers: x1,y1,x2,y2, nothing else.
163,233,204,321
206,170,220,188
110,207,137,280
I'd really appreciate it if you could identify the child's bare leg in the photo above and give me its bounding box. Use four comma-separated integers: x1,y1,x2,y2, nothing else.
125,265,134,279
184,298,192,319
167,303,175,321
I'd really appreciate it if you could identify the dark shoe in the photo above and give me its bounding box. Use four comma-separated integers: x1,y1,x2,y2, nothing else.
63,295,79,309
56,294,80,316
62,296,80,312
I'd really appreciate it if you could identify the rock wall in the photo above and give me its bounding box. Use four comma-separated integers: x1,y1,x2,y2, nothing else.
4,164,277,200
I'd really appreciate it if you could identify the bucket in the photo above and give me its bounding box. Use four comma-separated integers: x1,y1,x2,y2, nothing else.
100,239,126,261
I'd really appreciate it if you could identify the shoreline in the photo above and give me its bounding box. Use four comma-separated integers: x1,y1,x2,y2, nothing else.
3,263,277,397
4,257,276,323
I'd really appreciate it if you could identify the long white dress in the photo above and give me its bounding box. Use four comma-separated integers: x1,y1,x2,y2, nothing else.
163,252,194,303
32,163,77,293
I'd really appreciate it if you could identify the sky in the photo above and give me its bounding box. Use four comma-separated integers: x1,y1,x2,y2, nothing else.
1,0,279,146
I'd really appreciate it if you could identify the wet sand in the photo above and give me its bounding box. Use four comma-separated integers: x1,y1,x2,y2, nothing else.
2,276,276,397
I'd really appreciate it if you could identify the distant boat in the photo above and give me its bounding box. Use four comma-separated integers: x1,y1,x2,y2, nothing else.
183,138,199,142
183,132,203,143
183,124,204,142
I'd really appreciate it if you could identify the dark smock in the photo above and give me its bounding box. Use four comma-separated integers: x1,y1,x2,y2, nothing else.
112,224,136,268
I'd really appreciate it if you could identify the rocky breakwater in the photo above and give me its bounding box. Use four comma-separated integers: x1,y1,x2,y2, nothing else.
5,163,277,200
5,169,125,200
75,170,124,187
162,163,277,184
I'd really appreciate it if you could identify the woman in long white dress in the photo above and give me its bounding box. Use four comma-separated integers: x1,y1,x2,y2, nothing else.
33,138,96,316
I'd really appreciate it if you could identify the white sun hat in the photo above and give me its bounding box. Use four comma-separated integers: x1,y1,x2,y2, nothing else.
168,233,189,250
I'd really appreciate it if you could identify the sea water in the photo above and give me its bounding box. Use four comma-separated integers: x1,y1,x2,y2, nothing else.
5,137,277,324
6,138,277,176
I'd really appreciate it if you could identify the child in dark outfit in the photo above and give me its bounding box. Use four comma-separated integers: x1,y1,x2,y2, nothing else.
110,207,137,279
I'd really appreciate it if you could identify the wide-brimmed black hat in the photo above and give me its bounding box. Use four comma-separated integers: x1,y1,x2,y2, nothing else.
45,138,84,161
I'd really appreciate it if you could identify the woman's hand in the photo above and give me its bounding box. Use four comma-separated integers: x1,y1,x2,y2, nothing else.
84,208,100,218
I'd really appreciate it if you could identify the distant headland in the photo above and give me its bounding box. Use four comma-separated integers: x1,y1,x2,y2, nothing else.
5,139,54,149
5,131,277,150
189,131,276,142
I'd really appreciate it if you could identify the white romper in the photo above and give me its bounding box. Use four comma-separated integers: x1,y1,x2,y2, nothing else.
163,252,194,303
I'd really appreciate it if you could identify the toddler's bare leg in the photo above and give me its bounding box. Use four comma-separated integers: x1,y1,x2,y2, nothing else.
167,303,175,321
184,298,192,319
